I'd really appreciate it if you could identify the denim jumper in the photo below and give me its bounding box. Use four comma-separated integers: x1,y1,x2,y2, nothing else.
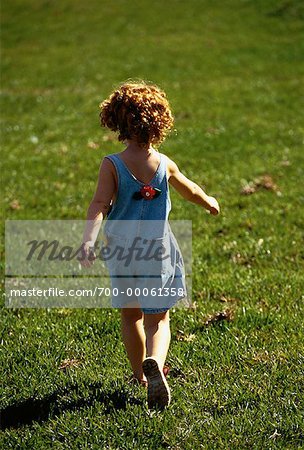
103,152,187,313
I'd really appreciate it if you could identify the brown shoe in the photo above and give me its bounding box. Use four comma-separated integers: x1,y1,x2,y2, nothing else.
127,365,169,388
142,358,171,409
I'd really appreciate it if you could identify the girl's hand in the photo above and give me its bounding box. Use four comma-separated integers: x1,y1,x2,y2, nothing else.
207,196,220,215
78,242,96,268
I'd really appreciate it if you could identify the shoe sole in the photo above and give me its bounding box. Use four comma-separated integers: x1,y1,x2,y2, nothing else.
142,358,171,409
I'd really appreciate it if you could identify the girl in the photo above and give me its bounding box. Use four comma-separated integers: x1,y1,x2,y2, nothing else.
81,80,220,409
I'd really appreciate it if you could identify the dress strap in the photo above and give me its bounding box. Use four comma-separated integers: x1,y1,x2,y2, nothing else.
105,154,139,183
105,152,163,186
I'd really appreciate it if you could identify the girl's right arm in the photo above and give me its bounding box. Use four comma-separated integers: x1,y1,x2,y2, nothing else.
166,157,220,215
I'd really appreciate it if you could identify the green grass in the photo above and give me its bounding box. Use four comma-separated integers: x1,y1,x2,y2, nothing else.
1,0,304,448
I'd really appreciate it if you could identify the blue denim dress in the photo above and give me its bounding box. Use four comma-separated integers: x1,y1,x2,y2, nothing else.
103,152,187,314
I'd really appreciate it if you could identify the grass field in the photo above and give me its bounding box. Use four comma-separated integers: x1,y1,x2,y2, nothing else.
1,0,304,448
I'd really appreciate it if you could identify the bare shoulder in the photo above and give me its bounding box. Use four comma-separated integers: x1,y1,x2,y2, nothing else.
100,156,118,185
102,155,117,172
162,153,180,178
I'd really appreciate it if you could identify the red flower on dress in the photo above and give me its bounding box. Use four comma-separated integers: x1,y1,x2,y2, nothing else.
132,185,161,200
140,185,156,200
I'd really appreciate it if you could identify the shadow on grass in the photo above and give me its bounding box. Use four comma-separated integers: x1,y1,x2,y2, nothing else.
0,381,142,430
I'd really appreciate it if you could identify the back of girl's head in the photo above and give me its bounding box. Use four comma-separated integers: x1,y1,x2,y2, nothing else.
99,80,174,148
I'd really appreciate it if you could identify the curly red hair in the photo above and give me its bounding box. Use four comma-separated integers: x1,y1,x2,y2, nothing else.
99,80,174,148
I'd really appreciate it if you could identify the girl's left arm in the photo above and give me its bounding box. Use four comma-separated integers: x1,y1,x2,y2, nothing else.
82,157,116,247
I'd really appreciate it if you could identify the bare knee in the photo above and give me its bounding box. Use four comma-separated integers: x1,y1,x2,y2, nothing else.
121,307,143,322
144,311,170,331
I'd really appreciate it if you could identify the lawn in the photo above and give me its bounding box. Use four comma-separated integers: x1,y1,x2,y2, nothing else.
1,0,304,448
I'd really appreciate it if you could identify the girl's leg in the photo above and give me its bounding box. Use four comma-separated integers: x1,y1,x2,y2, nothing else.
143,310,171,370
120,307,147,381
